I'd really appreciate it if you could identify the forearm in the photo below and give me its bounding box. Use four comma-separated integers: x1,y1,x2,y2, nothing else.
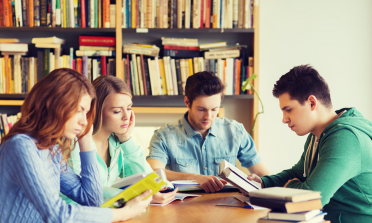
261,169,301,188
164,169,200,181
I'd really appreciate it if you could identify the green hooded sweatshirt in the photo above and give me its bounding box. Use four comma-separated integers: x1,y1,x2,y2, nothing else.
261,108,372,223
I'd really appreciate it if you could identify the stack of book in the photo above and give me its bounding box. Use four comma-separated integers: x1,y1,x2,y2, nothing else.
76,36,116,79
251,187,326,223
162,37,200,58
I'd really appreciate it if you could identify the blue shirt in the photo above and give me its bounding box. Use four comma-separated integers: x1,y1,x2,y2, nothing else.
0,134,113,223
147,112,262,176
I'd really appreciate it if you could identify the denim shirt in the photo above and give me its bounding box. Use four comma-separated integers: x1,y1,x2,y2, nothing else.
147,112,262,177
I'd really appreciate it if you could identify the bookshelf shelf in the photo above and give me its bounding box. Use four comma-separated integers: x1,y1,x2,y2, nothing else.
0,27,116,33
121,28,255,34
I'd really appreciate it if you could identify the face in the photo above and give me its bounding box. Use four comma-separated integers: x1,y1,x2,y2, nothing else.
64,93,92,140
279,92,316,136
185,94,221,133
101,93,132,134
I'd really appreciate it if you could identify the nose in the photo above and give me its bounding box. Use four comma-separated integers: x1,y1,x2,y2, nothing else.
122,109,130,120
282,113,289,124
80,113,88,126
204,110,212,120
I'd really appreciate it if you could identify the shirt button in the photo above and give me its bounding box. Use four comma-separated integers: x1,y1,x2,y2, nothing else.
186,163,188,165
203,147,205,150
205,167,207,170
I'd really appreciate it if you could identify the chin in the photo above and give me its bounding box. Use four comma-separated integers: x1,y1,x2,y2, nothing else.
64,133,77,140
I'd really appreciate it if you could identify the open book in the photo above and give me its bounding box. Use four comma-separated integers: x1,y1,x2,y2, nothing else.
101,172,167,208
171,180,238,192
218,160,261,194
151,193,201,206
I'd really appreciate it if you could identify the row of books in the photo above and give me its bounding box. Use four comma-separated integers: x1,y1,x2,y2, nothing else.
0,0,116,28
121,54,252,96
0,112,20,140
0,0,253,28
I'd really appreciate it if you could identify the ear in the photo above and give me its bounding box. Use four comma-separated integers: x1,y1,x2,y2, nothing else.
184,96,191,109
307,95,318,111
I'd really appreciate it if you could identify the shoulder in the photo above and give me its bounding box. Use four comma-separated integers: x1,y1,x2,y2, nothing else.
0,134,39,159
154,119,184,137
213,117,246,134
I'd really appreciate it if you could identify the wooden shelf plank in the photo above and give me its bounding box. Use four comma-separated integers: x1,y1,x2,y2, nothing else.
0,27,116,32
121,28,254,33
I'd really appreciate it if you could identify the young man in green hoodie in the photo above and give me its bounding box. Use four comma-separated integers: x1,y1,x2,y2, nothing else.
248,65,372,223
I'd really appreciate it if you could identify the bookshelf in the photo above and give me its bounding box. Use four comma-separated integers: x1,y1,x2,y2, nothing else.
0,0,261,148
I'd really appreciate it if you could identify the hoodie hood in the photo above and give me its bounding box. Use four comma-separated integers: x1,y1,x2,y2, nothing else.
321,107,372,140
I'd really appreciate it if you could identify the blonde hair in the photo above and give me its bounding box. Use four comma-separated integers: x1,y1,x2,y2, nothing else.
92,75,132,135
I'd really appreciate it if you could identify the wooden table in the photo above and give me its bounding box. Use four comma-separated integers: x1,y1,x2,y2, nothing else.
126,192,270,223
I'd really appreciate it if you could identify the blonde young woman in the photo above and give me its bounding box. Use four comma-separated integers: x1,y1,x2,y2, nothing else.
67,75,177,204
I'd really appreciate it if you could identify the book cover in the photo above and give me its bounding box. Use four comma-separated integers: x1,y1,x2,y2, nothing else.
250,197,322,214
204,49,240,60
249,187,321,203
267,210,322,221
111,172,147,189
101,172,167,208
39,0,46,25
175,59,182,95
258,213,326,223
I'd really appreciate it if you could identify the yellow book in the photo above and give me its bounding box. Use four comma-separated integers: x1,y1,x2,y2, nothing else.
158,59,167,95
8,58,13,94
188,58,193,76
132,0,136,28
101,172,167,208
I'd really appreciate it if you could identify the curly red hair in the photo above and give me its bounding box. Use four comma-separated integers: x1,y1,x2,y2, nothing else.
1,68,96,164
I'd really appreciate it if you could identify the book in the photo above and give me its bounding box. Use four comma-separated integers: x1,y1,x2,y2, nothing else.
161,37,198,46
163,45,199,51
79,36,116,46
218,159,261,193
0,38,19,43
31,36,65,44
204,49,240,59
163,49,200,58
250,197,322,214
123,44,159,57
249,187,321,202
258,213,326,223
79,45,115,51
111,172,148,189
171,180,239,192
101,172,167,208
199,41,226,50
151,193,201,206
75,50,115,56
267,210,322,221
0,43,28,52
35,43,61,48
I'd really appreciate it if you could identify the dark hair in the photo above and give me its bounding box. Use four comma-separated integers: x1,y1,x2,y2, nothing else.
273,65,332,108
1,68,96,165
185,71,225,106
92,75,132,135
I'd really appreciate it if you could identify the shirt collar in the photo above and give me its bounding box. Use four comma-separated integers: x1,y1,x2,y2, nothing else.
180,112,218,138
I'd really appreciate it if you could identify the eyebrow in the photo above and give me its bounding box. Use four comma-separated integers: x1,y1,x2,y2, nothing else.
196,106,220,109
80,106,85,111
111,103,133,109
281,106,290,111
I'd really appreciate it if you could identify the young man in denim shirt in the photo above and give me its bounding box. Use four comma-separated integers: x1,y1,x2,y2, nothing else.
147,71,270,192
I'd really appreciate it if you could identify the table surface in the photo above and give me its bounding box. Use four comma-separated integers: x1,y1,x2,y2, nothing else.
125,192,270,223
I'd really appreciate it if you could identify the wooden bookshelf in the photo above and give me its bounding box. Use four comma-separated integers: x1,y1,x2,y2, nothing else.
0,0,261,147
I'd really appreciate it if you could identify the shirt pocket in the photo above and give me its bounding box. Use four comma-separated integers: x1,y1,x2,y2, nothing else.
175,158,199,174
214,156,237,175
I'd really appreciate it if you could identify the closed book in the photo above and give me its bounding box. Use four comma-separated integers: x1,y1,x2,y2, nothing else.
111,172,147,189
75,50,115,56
204,49,240,59
199,41,226,50
21,0,26,26
101,55,106,75
267,210,322,221
123,44,159,57
32,36,65,44
249,187,321,203
40,0,46,25
161,37,198,47
35,0,40,26
43,48,50,77
250,197,322,214
36,49,43,81
0,43,28,52
139,55,147,95
163,49,200,58
258,213,326,223
0,114,5,138
79,36,115,46
35,43,61,48
79,45,115,51
175,59,182,95
0,38,19,43
143,58,151,95
163,45,199,51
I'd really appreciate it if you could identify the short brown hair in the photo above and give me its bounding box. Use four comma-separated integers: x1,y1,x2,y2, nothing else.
92,75,132,134
273,65,332,108
185,71,225,106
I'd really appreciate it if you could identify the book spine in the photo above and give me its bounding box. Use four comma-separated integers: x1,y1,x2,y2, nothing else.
79,36,116,46
101,55,106,75
39,0,46,25
79,0,84,26
7,0,13,26
102,0,109,27
143,57,151,95
164,45,199,51
175,59,182,95
163,49,200,58
171,0,176,28
34,0,40,26
139,54,147,95
21,0,26,26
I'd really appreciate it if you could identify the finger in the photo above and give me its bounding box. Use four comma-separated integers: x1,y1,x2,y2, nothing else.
137,190,152,200
247,174,257,180
220,179,228,185
205,181,216,193
212,177,225,189
200,183,210,193
209,178,222,192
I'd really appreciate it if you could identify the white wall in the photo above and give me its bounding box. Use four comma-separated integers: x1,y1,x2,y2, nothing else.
259,0,372,173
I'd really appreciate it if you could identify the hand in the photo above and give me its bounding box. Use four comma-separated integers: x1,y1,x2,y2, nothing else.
115,110,135,143
239,174,263,196
284,178,299,188
112,190,153,222
194,175,227,193
77,125,94,152
151,187,178,204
